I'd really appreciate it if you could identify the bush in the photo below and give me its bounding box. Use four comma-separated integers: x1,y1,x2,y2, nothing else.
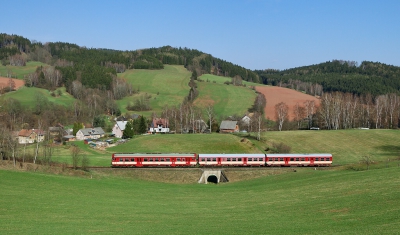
271,142,291,153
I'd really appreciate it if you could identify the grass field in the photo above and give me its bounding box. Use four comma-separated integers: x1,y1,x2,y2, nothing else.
194,80,257,118
199,73,263,87
34,129,400,168
0,165,399,234
0,61,47,79
0,86,75,107
117,65,191,115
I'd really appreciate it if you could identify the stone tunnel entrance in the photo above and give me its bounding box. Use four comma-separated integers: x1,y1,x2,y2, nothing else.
207,175,218,184
198,169,229,184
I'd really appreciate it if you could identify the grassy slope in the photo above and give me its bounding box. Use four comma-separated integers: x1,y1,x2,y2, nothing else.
0,61,47,79
262,129,400,165
0,86,75,107
43,129,400,167
194,80,257,118
117,65,191,115
0,166,398,234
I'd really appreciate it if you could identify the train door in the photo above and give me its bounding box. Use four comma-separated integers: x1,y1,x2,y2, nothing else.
217,158,222,166
284,157,289,166
171,158,176,167
243,157,247,166
185,157,191,166
310,157,315,166
136,158,143,167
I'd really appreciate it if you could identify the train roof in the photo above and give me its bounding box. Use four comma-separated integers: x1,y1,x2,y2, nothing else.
113,153,195,157
266,153,332,157
198,153,266,157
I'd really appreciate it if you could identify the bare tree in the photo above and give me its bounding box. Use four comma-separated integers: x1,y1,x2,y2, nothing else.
293,102,305,129
275,102,288,131
360,155,373,170
205,104,214,133
70,145,82,170
387,93,398,129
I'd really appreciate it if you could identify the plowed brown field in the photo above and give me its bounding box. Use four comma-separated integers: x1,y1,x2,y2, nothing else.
255,86,320,121
0,77,25,90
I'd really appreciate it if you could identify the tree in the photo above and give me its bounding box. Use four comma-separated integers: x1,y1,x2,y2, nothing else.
122,120,134,139
70,145,81,170
205,104,214,133
73,122,84,136
138,116,147,134
275,102,289,131
360,156,373,170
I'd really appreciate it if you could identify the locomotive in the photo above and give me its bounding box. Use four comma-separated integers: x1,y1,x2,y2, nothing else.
111,153,332,167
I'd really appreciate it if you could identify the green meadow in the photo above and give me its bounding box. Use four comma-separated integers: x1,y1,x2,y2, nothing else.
0,165,399,234
0,86,75,107
0,61,47,79
42,129,400,168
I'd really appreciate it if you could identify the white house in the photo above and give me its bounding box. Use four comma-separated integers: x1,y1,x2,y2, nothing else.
149,118,169,133
112,121,127,138
76,127,105,140
18,129,45,144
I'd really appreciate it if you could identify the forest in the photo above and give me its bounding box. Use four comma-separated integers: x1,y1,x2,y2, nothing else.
255,60,400,96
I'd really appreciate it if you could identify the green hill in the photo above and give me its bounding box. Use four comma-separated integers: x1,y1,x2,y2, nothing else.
1,165,399,234
0,61,47,79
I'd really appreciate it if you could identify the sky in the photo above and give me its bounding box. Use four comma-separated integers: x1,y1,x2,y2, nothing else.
2,0,400,70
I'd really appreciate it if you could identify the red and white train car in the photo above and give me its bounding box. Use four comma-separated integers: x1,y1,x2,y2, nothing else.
111,153,197,167
266,153,332,167
198,153,266,167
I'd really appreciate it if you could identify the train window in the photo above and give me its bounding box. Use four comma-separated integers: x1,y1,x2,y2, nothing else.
161,158,165,162
232,158,237,161
280,158,284,161
238,158,242,161
200,158,204,161
144,158,148,162
248,158,252,161
207,158,211,161
296,158,299,161
155,158,159,162
149,158,153,162
166,158,170,161
316,158,319,161
131,158,135,162
227,158,231,161
259,158,263,161
119,158,123,162
321,158,324,161
212,158,216,161
290,158,294,161
301,158,305,161
177,158,181,161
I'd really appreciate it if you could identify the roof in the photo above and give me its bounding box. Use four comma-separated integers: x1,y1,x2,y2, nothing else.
18,129,45,137
151,118,169,127
116,121,127,131
78,127,105,136
198,154,265,158
220,121,237,130
267,153,332,157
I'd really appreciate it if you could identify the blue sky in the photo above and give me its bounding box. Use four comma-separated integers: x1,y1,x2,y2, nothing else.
2,0,400,70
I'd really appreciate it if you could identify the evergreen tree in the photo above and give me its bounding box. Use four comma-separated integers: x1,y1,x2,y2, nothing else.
138,116,147,134
122,120,134,139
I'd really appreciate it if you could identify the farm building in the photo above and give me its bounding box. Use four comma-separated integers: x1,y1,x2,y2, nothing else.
76,127,105,140
18,129,45,144
219,121,239,133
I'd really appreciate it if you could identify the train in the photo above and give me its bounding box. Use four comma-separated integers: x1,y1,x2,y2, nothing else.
111,153,332,167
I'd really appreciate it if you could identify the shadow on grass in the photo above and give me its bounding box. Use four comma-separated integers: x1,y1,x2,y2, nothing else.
374,145,400,158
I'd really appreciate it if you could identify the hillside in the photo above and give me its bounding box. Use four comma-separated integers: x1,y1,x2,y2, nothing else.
255,60,400,96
